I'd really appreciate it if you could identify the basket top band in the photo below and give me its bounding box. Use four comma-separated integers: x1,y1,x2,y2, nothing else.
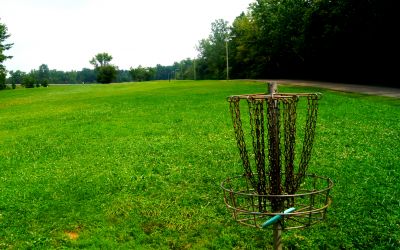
227,92,322,101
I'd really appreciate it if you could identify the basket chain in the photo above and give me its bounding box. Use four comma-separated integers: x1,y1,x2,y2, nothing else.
229,97,256,188
282,97,298,196
248,98,268,211
294,95,319,191
228,93,320,213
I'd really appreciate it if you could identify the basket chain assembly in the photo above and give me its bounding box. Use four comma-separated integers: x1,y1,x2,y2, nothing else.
229,94,320,206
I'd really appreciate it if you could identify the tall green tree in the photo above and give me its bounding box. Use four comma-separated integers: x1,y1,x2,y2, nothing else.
89,52,113,68
229,12,261,78
0,19,13,90
96,65,117,84
196,19,230,79
246,0,310,78
90,52,117,84
38,64,50,87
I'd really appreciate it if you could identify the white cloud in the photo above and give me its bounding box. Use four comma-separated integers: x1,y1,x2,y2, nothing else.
1,0,253,72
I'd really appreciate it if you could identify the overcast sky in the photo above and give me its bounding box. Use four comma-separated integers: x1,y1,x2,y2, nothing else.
1,0,254,72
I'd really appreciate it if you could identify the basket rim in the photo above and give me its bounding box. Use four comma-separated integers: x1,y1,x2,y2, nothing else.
227,92,322,101
221,173,334,198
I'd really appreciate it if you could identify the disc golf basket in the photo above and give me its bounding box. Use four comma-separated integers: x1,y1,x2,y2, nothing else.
221,83,333,249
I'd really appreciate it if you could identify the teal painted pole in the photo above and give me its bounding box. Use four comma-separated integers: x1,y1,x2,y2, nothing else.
262,207,296,228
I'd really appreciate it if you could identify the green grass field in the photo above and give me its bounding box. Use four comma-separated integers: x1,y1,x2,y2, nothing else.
0,80,399,249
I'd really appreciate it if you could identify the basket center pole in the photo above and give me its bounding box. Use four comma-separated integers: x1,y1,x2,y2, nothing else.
267,82,283,250
268,81,278,95
273,223,283,250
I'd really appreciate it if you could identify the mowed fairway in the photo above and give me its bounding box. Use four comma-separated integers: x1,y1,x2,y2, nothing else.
0,80,399,249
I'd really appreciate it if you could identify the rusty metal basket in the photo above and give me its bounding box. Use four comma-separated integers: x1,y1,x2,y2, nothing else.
222,83,333,249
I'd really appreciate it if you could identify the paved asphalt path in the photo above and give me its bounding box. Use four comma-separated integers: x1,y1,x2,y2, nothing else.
248,79,400,98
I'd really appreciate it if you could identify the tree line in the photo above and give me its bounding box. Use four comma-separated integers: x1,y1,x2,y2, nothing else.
1,0,397,89
5,58,197,88
2,52,197,88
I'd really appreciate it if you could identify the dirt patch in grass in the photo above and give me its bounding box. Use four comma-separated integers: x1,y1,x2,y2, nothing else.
65,231,79,240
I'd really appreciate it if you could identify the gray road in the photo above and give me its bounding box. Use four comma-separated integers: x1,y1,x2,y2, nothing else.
250,79,400,98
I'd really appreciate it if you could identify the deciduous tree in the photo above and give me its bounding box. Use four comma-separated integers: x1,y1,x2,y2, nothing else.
90,52,117,84
96,65,117,84
38,64,50,87
196,19,230,79
89,52,113,68
0,19,13,90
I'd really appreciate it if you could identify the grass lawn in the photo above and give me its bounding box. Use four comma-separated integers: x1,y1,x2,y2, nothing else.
0,80,399,249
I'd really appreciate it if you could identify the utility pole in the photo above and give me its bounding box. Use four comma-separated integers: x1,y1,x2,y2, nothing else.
225,35,235,80
180,63,183,80
225,39,229,80
193,58,196,80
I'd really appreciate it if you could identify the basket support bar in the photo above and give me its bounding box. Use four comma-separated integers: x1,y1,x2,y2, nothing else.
261,207,296,228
